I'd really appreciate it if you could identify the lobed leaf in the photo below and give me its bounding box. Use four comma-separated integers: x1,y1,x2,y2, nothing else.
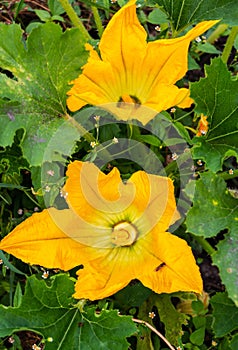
154,0,238,34
0,22,88,167
186,171,238,305
210,292,238,337
190,58,238,172
0,274,137,350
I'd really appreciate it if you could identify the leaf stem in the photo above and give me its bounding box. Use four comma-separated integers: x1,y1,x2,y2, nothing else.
132,318,176,350
207,24,228,44
91,5,104,38
221,26,238,64
64,114,95,143
192,235,216,255
59,0,91,41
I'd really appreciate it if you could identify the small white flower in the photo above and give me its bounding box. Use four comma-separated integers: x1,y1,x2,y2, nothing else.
47,170,55,176
112,137,119,144
17,208,23,215
42,270,49,279
148,311,156,319
171,153,178,161
45,185,51,192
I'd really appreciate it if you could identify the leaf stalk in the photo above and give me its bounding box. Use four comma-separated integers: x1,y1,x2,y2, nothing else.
59,0,91,41
221,25,238,64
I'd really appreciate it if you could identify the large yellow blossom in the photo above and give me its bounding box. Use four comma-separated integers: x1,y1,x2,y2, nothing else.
67,0,218,124
0,161,202,300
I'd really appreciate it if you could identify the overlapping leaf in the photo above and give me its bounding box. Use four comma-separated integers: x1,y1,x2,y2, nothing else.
191,57,238,172
186,171,238,305
0,23,88,166
210,292,238,337
0,274,137,350
154,0,238,34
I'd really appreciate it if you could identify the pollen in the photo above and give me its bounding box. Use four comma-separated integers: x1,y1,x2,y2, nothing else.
111,221,138,246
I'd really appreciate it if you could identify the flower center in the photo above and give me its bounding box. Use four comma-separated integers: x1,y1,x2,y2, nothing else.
117,94,141,108
111,221,138,247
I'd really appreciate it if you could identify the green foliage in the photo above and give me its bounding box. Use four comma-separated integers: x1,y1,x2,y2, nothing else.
0,22,87,166
191,57,238,172
186,171,238,306
210,292,238,337
154,0,238,34
154,294,188,345
0,274,137,350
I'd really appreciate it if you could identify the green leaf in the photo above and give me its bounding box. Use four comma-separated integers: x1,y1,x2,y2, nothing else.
0,251,26,276
13,283,23,308
0,274,137,349
196,42,221,54
212,233,238,307
147,8,168,24
154,0,238,34
34,9,51,22
154,294,188,346
191,58,238,171
210,292,238,337
231,334,238,350
186,171,238,305
186,172,238,237
48,0,66,16
0,23,88,166
190,327,205,346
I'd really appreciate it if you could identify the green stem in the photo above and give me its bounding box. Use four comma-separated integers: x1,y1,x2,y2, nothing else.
65,114,95,143
207,24,228,44
193,235,216,255
91,5,104,38
59,0,91,41
221,25,238,64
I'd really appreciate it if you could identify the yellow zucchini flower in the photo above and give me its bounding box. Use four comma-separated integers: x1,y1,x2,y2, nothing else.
0,161,202,300
67,0,218,124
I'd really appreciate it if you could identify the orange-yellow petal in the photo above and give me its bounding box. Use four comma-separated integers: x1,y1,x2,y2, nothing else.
0,208,104,270
99,0,146,92
138,230,203,294
66,0,218,120
144,84,192,112
140,20,219,92
64,161,180,233
73,228,202,300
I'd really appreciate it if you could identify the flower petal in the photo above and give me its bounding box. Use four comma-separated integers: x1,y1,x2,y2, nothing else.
127,170,180,234
144,84,192,113
65,161,180,234
73,226,202,300
0,208,106,270
99,0,147,92
67,46,121,111
138,230,203,294
74,240,162,300
142,20,219,90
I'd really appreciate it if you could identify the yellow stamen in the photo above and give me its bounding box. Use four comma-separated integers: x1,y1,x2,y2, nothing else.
111,221,138,246
121,94,135,103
